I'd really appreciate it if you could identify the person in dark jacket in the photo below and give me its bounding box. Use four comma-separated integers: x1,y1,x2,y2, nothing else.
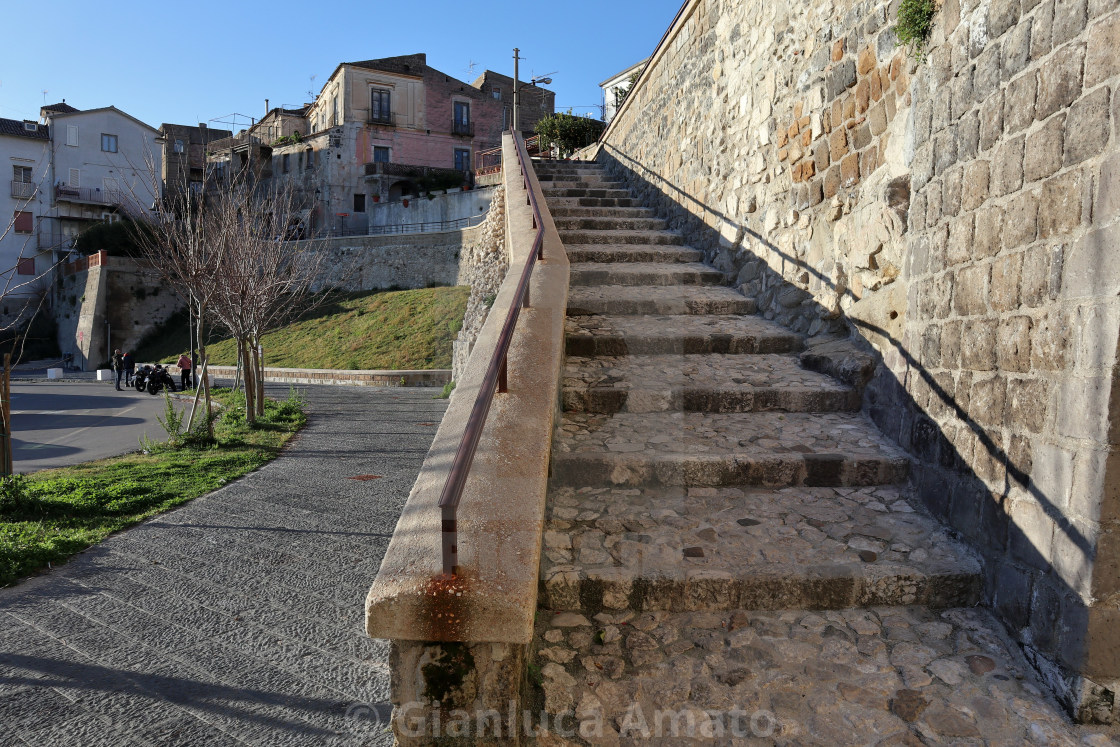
111,349,125,391
122,351,135,386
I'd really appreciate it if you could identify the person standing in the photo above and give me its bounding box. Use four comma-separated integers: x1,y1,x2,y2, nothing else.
111,349,125,391
122,351,135,387
176,352,192,391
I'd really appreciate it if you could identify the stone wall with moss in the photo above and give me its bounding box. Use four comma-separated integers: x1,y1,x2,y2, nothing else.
597,0,1120,722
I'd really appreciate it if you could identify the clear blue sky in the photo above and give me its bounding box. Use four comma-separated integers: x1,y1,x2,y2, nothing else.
0,0,681,130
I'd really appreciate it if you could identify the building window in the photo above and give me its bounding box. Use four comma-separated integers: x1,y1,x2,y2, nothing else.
66,125,78,146
373,146,390,163
101,134,118,153
454,148,471,172
492,88,501,100
354,194,366,213
173,139,185,154
370,89,391,123
282,154,290,173
13,212,33,234
12,166,32,183
17,258,35,275
68,168,80,187
454,102,470,125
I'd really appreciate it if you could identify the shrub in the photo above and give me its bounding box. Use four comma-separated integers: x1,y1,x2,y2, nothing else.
535,112,607,157
896,0,937,62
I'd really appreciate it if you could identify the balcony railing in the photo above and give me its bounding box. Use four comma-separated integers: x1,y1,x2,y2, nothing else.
54,184,124,207
452,120,474,137
10,181,35,200
368,111,395,126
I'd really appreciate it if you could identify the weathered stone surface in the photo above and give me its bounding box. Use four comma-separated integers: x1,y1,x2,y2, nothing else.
1024,113,1065,182
1085,11,1120,87
1063,85,1112,165
1035,43,1085,121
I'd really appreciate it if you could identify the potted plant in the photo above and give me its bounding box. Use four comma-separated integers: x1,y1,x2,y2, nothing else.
402,198,410,207
372,194,381,203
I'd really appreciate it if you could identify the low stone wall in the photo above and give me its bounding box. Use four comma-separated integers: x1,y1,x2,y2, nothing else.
598,0,1120,722
367,187,495,229
206,366,449,388
452,186,508,383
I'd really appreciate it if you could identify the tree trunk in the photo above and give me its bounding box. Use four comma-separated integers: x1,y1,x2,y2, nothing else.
240,337,257,426
254,338,265,417
196,301,214,440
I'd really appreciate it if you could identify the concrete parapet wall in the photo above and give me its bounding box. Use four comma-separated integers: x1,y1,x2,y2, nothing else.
598,0,1120,723
366,132,569,744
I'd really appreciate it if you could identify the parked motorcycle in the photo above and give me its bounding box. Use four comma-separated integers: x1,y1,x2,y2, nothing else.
133,365,153,391
145,365,177,395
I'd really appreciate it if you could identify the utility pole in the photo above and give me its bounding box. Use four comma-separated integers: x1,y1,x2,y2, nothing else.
513,48,520,133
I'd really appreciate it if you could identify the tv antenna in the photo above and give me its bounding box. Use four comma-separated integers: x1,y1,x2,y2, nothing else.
466,60,478,77
41,90,48,104
306,74,318,102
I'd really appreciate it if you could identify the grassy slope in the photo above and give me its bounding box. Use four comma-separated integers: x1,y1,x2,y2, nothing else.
132,287,469,370
0,389,306,586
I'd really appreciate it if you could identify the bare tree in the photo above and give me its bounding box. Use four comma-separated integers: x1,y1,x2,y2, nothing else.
207,180,323,424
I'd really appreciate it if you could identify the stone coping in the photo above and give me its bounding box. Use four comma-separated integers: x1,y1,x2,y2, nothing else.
365,133,569,644
205,365,449,387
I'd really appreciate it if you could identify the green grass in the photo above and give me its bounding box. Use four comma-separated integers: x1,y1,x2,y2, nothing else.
0,388,307,587
132,287,469,370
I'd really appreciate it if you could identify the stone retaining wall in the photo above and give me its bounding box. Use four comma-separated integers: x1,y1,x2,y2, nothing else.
599,0,1120,722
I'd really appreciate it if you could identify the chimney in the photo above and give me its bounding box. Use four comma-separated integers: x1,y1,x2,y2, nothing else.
265,98,270,115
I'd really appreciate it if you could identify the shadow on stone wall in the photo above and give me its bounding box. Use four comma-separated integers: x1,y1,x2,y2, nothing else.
596,148,1114,721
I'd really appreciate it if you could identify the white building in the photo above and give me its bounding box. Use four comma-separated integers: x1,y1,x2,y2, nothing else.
39,103,163,256
600,58,649,125
0,117,52,320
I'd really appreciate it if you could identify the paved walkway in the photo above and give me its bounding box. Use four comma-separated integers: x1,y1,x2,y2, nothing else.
0,384,447,746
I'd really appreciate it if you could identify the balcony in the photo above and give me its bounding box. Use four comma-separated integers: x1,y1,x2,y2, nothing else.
55,184,124,207
452,120,474,137
368,111,396,126
10,181,35,199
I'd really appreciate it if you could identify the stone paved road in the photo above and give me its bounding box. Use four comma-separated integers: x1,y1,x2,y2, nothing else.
0,384,447,746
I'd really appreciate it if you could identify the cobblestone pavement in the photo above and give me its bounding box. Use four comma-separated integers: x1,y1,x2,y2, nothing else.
533,606,1119,746
0,384,446,746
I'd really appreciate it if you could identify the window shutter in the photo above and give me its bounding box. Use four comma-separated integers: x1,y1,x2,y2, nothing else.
17,258,35,276
13,212,33,233
69,168,80,187
66,125,78,146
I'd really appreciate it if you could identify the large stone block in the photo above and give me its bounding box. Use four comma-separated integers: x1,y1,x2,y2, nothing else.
1032,309,1071,369
958,109,981,159
1021,244,1056,307
997,315,1033,372
1036,43,1085,121
980,91,1005,151
1004,73,1039,134
1003,19,1035,80
1009,377,1051,433
1025,113,1066,182
1097,151,1120,224
1038,168,1084,238
1085,12,1120,87
1058,376,1112,441
992,135,1026,196
1052,0,1089,47
828,59,857,99
989,0,1023,38
954,263,990,315
1063,86,1111,166
973,204,1005,258
962,160,991,211
1032,0,1056,60
1007,496,1057,570
974,41,1004,101
990,252,1025,310
970,374,1008,426
961,318,999,370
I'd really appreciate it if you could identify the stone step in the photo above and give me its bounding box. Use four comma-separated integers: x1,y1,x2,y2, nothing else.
539,484,981,612
546,196,641,208
562,354,859,414
534,164,605,174
554,216,667,231
558,229,683,245
570,262,724,288
564,244,702,264
549,206,657,219
551,411,911,488
543,188,632,199
565,314,799,356
539,180,629,190
532,605,1090,744
567,287,755,316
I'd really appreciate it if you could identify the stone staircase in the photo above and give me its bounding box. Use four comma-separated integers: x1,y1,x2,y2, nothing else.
527,161,1110,744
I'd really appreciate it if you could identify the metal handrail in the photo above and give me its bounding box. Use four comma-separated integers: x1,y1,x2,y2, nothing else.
437,130,545,576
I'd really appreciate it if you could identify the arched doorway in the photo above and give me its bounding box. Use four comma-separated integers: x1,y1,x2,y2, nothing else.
388,180,418,201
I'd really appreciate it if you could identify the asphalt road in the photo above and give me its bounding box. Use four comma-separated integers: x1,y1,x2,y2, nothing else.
12,381,191,474
0,383,447,745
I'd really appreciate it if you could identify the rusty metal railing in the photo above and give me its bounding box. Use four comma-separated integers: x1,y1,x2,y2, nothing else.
437,130,545,577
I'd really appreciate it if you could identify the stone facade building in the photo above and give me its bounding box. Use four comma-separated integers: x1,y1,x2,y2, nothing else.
158,122,231,199
596,0,1120,723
